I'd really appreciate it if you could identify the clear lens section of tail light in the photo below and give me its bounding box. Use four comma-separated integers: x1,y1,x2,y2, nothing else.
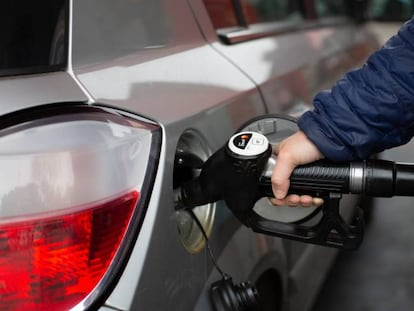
0,105,161,311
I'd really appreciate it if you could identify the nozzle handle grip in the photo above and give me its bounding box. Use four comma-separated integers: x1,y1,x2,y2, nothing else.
290,161,351,194
259,160,351,197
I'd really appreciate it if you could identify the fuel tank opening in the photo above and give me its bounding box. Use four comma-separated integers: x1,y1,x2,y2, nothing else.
173,130,215,254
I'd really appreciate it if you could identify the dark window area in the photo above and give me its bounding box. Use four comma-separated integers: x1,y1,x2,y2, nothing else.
241,0,303,24
370,0,414,21
0,0,67,76
315,0,347,17
204,0,303,29
203,0,240,29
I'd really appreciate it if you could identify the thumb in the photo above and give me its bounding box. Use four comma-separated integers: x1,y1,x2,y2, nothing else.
271,151,296,199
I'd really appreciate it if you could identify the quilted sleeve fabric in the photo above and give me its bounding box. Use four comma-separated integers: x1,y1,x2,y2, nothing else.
298,16,414,161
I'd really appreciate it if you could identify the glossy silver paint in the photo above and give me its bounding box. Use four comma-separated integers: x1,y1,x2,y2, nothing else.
70,1,265,310
1,0,379,310
0,72,87,114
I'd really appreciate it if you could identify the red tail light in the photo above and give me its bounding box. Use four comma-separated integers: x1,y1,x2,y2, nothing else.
0,105,160,310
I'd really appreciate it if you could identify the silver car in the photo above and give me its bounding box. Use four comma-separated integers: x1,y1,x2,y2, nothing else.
0,1,379,310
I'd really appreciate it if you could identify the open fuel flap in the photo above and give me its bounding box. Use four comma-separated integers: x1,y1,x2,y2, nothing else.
173,130,215,254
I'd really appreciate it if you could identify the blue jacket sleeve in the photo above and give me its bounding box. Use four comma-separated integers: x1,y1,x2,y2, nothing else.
298,16,414,161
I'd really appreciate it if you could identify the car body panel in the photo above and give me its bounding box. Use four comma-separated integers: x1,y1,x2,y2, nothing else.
193,224,289,310
0,72,87,115
0,1,380,310
71,0,266,125
189,2,379,310
70,1,268,309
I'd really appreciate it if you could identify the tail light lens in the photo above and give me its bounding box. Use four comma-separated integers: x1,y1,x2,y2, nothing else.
0,104,161,310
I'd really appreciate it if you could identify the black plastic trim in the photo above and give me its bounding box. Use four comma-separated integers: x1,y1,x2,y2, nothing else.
0,102,90,129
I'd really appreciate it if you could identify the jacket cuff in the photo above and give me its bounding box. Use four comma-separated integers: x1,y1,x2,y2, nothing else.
298,111,357,161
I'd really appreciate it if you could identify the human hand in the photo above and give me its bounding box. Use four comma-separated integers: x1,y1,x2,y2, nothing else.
269,131,324,207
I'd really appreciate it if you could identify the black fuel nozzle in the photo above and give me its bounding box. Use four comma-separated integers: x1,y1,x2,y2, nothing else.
178,128,414,250
178,131,272,218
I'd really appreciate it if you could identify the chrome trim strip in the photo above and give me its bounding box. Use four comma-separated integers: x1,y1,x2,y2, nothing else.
262,155,276,178
349,161,365,194
218,17,350,44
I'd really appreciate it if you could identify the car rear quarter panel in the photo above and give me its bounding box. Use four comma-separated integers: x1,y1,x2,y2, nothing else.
0,72,88,114
70,1,277,310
